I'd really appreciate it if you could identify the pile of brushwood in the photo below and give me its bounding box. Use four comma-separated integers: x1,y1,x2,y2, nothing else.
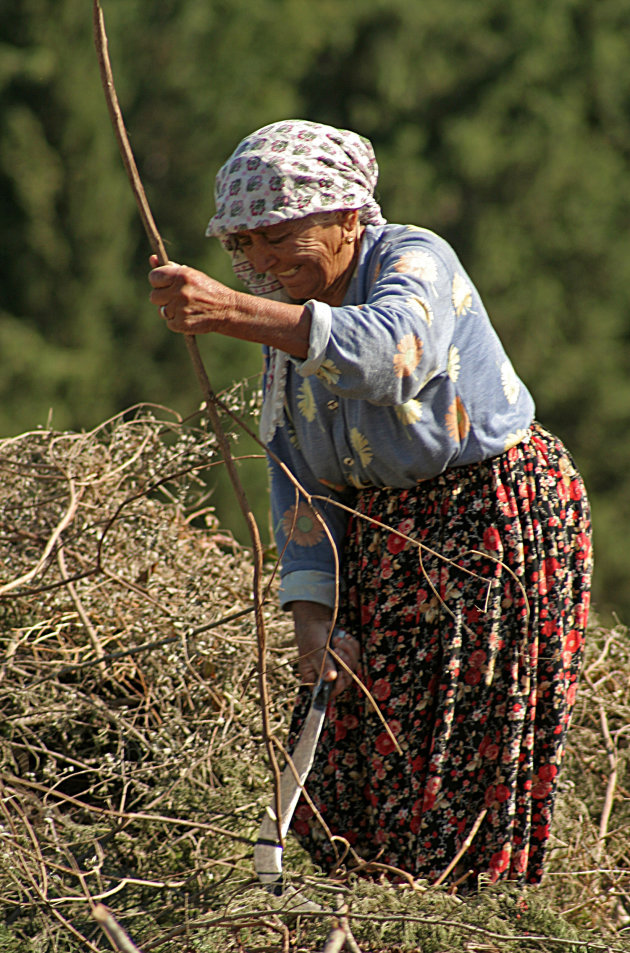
1,403,629,953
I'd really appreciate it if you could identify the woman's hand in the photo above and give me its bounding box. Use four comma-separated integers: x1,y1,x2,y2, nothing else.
148,254,311,356
291,601,360,699
148,255,235,335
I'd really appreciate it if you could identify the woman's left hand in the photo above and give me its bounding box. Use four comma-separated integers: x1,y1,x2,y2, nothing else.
291,601,360,699
148,255,235,335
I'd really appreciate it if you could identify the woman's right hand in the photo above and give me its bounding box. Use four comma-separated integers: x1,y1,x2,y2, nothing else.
291,601,360,699
147,254,312,356
148,255,236,336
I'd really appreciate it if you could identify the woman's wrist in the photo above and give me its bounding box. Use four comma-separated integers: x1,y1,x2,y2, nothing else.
290,600,333,627
223,292,311,356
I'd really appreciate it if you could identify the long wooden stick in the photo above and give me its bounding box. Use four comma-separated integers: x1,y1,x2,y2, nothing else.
91,0,283,842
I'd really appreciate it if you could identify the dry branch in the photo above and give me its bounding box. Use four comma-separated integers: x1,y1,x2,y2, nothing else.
433,809,488,888
94,904,144,953
1,414,629,949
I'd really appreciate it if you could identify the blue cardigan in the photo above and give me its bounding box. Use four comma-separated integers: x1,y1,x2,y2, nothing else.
263,223,535,609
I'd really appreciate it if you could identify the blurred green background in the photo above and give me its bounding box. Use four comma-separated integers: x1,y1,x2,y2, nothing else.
1,0,629,622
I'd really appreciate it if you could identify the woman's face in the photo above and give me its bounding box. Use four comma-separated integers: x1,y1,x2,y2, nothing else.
234,212,360,305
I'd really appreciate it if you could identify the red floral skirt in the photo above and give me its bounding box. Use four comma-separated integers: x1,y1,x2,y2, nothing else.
288,424,593,886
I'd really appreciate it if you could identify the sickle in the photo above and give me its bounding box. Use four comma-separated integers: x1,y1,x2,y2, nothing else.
254,677,332,894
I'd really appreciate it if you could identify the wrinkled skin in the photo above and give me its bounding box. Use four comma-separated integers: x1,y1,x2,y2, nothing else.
234,211,361,304
147,212,362,353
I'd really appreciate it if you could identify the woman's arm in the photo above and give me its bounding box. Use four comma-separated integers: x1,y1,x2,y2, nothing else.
148,257,311,357
292,228,459,405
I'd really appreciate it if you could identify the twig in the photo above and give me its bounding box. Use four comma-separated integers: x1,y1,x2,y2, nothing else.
432,808,487,887
57,545,106,674
0,478,82,595
585,630,620,677
596,705,618,866
1,782,49,899
314,897,364,953
347,856,417,888
321,927,347,953
582,671,619,867
337,900,362,953
328,646,402,755
93,904,144,953
0,785,103,952
3,773,254,843
92,0,283,849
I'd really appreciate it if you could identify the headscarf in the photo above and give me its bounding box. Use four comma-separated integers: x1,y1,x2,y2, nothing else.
205,119,385,296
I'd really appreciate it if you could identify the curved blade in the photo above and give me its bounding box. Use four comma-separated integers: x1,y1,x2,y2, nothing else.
255,677,331,894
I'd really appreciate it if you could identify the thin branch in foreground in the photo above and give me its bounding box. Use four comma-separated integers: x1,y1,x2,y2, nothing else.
0,478,82,595
327,899,363,953
93,904,144,953
432,808,488,888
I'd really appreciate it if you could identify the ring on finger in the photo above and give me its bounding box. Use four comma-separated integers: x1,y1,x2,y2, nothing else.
160,305,169,319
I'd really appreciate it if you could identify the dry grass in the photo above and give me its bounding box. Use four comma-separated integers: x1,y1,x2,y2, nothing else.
0,405,628,953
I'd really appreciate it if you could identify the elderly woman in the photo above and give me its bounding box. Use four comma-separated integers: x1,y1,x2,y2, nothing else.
149,119,592,888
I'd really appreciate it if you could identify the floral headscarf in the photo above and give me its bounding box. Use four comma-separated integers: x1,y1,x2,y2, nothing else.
205,119,385,296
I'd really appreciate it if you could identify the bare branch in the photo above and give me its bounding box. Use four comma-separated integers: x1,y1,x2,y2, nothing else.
93,905,144,953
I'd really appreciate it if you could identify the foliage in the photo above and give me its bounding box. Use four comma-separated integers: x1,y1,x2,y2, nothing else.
0,1,629,610
1,411,629,952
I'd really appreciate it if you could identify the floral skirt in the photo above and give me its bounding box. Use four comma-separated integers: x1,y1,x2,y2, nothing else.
287,424,593,886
